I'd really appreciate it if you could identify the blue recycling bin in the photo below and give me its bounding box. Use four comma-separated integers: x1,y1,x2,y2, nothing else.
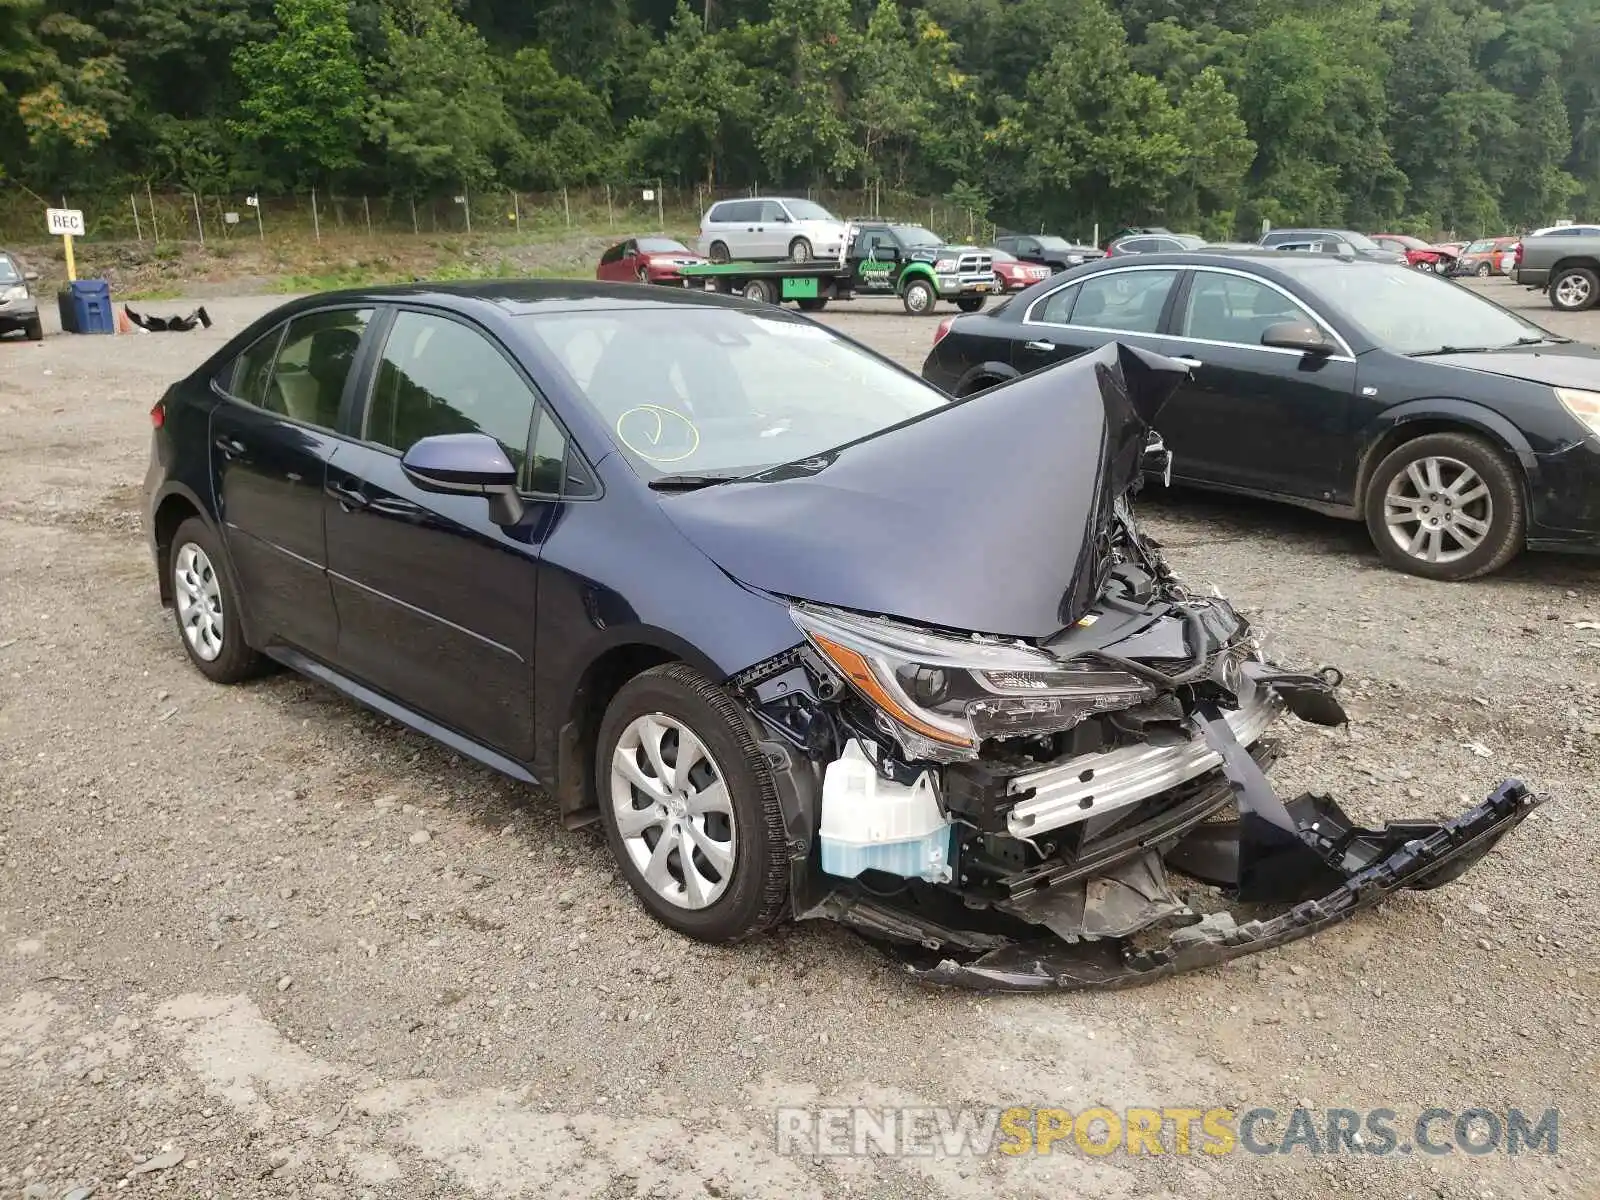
65,279,114,335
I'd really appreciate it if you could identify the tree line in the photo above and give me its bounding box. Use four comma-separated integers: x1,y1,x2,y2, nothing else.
2,0,1595,239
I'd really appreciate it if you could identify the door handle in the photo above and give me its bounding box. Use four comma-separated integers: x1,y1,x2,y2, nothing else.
213,435,246,459
1024,340,1056,352
1171,355,1204,368
327,481,370,510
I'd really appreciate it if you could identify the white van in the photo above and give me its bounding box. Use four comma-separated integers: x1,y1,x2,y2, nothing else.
696,197,849,263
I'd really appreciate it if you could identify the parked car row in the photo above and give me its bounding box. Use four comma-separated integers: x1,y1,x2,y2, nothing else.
0,250,43,342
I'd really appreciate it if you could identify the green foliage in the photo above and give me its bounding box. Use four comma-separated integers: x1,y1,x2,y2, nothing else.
1,0,1597,236
232,0,365,183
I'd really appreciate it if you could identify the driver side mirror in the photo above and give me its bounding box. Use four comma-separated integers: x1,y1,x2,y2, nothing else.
1261,321,1335,356
401,432,525,526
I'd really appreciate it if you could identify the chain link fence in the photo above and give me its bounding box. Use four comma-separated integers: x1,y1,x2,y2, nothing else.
0,183,998,248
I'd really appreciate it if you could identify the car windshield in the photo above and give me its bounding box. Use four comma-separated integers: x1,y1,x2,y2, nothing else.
1172,235,1207,250
1276,262,1553,354
892,225,942,248
990,249,1017,262
520,308,948,479
637,238,689,254
0,256,19,283
784,200,835,222
1466,240,1494,252
1341,231,1383,251
1034,236,1074,251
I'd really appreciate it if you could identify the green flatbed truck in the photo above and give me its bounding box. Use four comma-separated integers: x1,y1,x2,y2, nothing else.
678,221,1000,316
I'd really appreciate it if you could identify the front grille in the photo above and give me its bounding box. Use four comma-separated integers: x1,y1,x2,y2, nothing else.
957,253,992,273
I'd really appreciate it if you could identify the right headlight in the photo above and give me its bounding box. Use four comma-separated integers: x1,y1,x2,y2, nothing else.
792,604,1157,760
0,285,27,303
1555,387,1600,440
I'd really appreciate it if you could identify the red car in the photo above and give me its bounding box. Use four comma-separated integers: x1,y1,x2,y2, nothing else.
595,237,707,286
988,248,1053,291
1370,234,1456,272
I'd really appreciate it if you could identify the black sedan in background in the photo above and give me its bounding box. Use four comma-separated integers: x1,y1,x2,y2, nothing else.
923,251,1600,580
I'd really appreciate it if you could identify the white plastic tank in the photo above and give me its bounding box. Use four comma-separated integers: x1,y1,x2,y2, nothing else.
818,740,953,883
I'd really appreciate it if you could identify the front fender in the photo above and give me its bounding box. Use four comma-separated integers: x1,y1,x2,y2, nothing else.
896,263,936,294
1358,397,1540,481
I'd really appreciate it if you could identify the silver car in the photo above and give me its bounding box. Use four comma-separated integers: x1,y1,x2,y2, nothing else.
0,251,42,341
696,197,848,263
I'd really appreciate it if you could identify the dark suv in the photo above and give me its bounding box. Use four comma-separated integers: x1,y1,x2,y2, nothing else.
0,251,42,341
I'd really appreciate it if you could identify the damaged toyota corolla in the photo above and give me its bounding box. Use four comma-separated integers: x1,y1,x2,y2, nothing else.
147,282,1540,990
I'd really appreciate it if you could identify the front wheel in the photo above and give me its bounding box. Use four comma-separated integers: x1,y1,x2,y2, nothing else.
788,238,813,263
708,241,731,264
1550,266,1599,312
1363,432,1525,581
25,315,43,341
955,296,986,313
1474,263,1492,277
596,664,789,942
1415,259,1435,272
168,517,265,682
902,278,937,316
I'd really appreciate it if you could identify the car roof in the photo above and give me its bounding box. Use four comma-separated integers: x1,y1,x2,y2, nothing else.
1067,249,1402,280
267,278,764,317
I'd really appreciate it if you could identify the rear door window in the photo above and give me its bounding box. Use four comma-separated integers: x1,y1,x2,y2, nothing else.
224,326,286,405
265,308,373,429
1070,270,1180,333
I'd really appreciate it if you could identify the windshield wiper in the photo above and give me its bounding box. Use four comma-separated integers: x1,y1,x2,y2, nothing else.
1406,345,1492,357
647,472,746,492
1511,334,1570,346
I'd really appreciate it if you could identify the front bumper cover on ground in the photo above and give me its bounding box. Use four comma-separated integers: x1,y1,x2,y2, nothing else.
906,705,1543,991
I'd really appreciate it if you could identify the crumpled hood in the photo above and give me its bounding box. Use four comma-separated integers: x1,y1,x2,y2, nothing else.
658,343,1190,640
1425,342,1600,390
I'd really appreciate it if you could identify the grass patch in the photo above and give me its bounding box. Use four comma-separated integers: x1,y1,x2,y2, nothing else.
123,286,184,301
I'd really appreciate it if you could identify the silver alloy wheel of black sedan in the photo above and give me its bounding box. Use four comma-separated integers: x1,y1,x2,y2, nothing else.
1382,454,1492,566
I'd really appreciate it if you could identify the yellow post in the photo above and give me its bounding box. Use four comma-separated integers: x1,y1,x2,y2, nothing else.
62,233,77,282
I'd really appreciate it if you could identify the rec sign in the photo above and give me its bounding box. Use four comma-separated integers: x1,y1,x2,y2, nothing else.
46,207,86,237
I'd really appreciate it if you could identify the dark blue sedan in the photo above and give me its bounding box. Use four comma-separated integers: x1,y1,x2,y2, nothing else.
144,281,1536,989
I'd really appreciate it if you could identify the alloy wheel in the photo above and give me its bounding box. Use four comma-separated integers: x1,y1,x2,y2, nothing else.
1383,455,1493,566
609,713,737,910
1555,273,1593,309
173,542,225,661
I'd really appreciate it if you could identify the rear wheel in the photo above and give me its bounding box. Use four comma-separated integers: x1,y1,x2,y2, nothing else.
1363,432,1525,581
955,296,986,313
788,237,813,263
1550,266,1599,312
902,278,937,316
25,315,43,341
709,241,731,264
741,278,776,304
795,297,828,312
169,517,265,682
1474,262,1492,277
595,664,788,942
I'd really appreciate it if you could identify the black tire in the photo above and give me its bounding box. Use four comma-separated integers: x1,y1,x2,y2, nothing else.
788,237,813,262
902,278,937,316
168,517,265,682
708,241,731,264
1362,432,1525,581
741,278,775,304
959,374,1004,397
1474,263,1491,277
595,663,789,943
26,315,44,341
1549,266,1599,312
795,297,828,312
955,296,986,313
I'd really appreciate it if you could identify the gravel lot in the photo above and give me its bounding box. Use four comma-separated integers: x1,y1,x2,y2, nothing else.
1,278,1596,1198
